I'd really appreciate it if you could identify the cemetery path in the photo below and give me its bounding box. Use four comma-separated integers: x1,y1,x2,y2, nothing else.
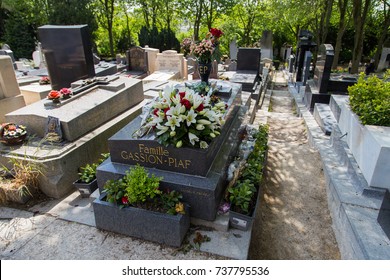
248,73,341,260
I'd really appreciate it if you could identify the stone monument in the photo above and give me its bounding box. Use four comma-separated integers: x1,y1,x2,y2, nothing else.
0,55,26,122
126,46,148,75
38,25,96,90
294,30,316,82
260,30,273,60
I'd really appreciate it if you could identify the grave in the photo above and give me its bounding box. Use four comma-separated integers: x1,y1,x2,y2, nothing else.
143,50,187,82
1,75,145,198
126,46,149,78
302,51,312,86
377,47,390,71
304,44,357,111
0,55,26,123
294,30,316,82
0,44,16,69
96,80,246,221
229,39,238,60
144,46,159,74
223,48,261,91
38,25,95,90
260,30,273,60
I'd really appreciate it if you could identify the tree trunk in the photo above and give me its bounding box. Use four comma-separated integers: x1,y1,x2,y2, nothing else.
374,2,390,70
193,0,204,41
332,0,349,69
351,0,371,74
321,0,334,44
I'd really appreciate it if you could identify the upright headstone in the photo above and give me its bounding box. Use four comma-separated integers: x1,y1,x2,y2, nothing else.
144,46,159,74
229,39,238,60
155,50,186,79
0,55,26,122
32,50,42,68
302,51,312,86
288,55,295,73
0,47,16,70
295,30,316,82
285,47,292,62
210,60,219,79
38,25,95,90
377,47,390,71
126,46,148,73
313,44,334,93
237,48,261,73
260,30,273,60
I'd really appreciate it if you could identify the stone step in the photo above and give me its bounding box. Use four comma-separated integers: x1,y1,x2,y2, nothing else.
313,103,337,135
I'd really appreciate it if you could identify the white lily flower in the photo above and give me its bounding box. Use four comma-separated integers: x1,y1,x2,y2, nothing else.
156,124,169,135
192,94,203,110
196,124,205,130
188,132,199,146
204,110,217,121
186,108,197,127
171,93,181,105
197,119,211,125
200,141,209,149
165,115,181,131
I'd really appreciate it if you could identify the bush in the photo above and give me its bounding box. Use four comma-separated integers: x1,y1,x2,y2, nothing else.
348,71,390,126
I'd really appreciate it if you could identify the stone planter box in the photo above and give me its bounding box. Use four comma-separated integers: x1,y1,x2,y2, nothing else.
73,178,98,198
336,96,390,190
229,188,261,231
93,194,190,247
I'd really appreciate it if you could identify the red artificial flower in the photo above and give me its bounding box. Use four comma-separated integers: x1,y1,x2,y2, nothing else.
179,91,186,99
153,108,159,116
121,196,129,205
210,28,223,39
60,88,72,95
196,103,204,112
163,107,170,117
47,90,61,99
180,99,191,110
7,125,16,131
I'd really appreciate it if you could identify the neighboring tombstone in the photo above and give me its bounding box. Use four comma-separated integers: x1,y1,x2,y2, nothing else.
236,47,261,73
228,61,237,71
0,48,16,70
187,57,197,75
302,51,312,86
285,47,292,62
155,50,186,79
44,116,63,143
313,44,334,93
93,53,101,64
0,55,26,122
205,60,218,79
288,54,295,73
229,39,238,61
32,50,42,68
126,46,148,73
295,30,316,82
144,46,159,74
377,47,390,71
260,30,273,60
38,25,95,90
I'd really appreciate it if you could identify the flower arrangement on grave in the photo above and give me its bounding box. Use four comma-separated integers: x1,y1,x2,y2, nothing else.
135,84,227,149
39,76,50,85
0,123,27,145
59,88,72,99
190,27,223,63
47,90,61,103
103,164,186,215
181,38,193,57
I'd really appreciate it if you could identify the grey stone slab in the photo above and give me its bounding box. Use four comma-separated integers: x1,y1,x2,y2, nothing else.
313,103,337,135
378,191,390,239
329,95,348,122
6,76,144,141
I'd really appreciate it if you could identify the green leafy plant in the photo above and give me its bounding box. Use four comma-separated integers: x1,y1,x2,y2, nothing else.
78,153,110,183
123,164,162,204
228,180,257,214
348,70,390,126
102,165,186,215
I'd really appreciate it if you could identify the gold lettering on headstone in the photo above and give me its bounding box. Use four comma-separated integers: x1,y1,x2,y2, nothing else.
199,65,209,74
120,144,192,169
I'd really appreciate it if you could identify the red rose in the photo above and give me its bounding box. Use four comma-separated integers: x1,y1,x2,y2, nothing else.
47,90,61,99
196,103,204,112
179,91,186,99
180,99,191,110
121,196,129,205
163,107,170,117
153,108,159,116
210,28,223,38
60,88,72,95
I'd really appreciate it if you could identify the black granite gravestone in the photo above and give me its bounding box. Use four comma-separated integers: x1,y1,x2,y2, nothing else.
302,51,312,86
38,25,95,90
294,30,316,82
314,44,334,93
237,48,261,73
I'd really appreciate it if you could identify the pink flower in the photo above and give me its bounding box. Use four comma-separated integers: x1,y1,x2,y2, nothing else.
121,196,129,205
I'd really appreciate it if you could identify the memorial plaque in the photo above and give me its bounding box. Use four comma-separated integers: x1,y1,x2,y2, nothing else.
127,46,148,72
236,48,261,72
38,25,95,90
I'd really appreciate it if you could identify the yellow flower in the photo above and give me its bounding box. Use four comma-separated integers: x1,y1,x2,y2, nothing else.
175,202,185,214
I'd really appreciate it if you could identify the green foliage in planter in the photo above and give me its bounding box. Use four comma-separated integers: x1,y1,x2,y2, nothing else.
228,179,257,214
123,164,162,204
227,124,269,215
78,153,110,183
348,71,390,126
160,190,185,215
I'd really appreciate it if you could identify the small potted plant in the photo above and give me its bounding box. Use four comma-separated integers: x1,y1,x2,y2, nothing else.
0,123,27,145
93,164,190,247
73,153,109,197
